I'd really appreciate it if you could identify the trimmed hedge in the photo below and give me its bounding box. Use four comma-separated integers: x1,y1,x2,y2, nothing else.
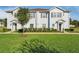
0,27,11,32
17,28,57,32
65,29,74,32
3,27,11,32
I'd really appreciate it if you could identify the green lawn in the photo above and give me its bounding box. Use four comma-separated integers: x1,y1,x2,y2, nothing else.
0,34,79,53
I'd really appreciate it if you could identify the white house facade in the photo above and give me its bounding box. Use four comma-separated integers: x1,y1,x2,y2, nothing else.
5,7,70,32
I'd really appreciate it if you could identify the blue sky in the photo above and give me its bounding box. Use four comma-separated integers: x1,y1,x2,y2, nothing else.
0,6,79,20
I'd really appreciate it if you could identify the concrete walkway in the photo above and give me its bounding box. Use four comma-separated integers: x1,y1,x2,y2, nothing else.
24,32,79,34
0,32,79,34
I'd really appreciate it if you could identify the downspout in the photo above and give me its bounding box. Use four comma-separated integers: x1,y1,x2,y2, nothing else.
35,11,39,28
48,12,50,29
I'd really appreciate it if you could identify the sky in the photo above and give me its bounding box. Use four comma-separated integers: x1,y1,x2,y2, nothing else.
0,6,79,20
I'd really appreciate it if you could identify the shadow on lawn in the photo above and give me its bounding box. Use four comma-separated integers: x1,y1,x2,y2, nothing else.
15,39,60,53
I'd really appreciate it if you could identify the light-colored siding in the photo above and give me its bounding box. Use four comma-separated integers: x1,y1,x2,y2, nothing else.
6,7,70,31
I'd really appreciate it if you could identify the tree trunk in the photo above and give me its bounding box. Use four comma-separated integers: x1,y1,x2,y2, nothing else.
21,25,26,37
22,25,24,34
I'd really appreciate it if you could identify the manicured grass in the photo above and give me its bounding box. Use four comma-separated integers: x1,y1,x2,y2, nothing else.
0,34,79,52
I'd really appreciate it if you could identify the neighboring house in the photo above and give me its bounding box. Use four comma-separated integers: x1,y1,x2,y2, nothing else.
0,20,4,27
5,7,70,32
70,25,75,28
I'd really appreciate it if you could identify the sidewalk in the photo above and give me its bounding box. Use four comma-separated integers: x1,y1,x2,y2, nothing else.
0,32,79,34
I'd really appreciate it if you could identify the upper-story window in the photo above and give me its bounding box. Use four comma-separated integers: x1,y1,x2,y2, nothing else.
30,24,34,28
14,13,17,17
57,13,62,17
30,13,36,18
51,13,56,18
51,12,62,18
41,13,48,18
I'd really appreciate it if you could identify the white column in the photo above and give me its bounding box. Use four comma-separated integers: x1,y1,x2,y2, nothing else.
35,11,39,28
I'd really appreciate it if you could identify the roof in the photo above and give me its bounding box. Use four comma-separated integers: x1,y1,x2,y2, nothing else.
30,8,49,13
5,7,70,13
5,8,49,13
50,7,70,13
56,7,70,12
5,10,13,13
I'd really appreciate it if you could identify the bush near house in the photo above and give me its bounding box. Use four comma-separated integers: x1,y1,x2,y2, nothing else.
3,27,11,32
0,27,4,32
70,27,79,33
17,28,58,32
65,28,74,32
0,27,11,32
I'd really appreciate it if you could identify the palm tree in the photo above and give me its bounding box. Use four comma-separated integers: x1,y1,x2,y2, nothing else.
16,7,30,33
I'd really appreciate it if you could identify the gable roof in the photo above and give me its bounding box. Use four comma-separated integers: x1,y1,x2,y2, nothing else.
6,10,13,13
50,7,70,13
5,6,70,13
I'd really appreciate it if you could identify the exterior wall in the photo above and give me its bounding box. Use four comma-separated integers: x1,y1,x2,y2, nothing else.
13,8,19,17
7,13,14,30
23,11,48,28
49,7,70,31
35,11,48,28
50,8,64,29
12,10,49,29
63,12,70,29
6,7,70,31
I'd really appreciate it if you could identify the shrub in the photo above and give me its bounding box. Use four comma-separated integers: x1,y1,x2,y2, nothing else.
17,29,26,32
17,28,58,32
50,28,57,32
0,27,3,32
3,27,11,32
43,28,50,32
65,29,74,32
17,39,60,53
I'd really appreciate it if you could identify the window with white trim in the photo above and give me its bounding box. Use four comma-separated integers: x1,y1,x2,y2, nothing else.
57,13,62,17
42,24,46,28
30,24,34,28
30,13,35,18
52,24,55,27
51,12,62,18
41,13,48,18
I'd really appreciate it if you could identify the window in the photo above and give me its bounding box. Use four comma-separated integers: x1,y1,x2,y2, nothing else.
30,24,34,28
51,13,57,17
51,12,62,18
41,13,48,18
57,13,62,17
42,24,46,28
51,13,53,17
30,13,35,18
52,24,55,27
14,13,17,17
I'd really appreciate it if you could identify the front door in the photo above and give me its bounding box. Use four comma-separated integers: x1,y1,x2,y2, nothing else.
12,23,17,31
59,23,62,31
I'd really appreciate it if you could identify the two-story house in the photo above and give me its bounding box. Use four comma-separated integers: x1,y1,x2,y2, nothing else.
6,7,70,32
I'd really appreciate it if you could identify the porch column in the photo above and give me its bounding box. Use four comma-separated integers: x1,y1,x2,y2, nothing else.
35,11,39,28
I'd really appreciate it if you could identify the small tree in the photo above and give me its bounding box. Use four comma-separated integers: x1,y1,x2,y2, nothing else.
16,7,30,33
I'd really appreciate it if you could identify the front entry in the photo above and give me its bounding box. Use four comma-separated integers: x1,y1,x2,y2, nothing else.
59,23,62,31
12,23,17,31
